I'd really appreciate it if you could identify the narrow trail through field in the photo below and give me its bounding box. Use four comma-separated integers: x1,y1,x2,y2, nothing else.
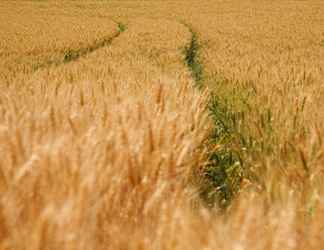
182,22,243,207
182,24,203,87
33,22,126,71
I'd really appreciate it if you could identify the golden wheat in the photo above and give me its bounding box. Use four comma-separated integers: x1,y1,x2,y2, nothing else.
1,0,324,249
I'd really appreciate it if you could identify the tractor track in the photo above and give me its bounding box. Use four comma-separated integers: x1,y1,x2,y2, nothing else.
182,22,243,208
33,22,126,71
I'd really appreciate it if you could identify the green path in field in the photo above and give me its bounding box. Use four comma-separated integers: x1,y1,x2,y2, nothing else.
181,23,244,208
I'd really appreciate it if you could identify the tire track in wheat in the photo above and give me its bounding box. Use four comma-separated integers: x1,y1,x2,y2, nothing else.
181,21,243,207
33,22,126,71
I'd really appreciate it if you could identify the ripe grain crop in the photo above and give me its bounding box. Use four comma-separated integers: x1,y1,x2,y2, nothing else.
1,0,324,249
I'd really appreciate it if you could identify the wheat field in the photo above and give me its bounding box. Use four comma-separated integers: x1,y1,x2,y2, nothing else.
1,0,324,249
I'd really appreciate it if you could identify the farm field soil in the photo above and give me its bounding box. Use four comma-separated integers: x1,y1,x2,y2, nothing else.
1,0,324,249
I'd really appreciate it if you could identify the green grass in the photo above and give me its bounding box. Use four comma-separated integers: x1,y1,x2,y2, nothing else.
183,26,246,208
184,31,203,87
